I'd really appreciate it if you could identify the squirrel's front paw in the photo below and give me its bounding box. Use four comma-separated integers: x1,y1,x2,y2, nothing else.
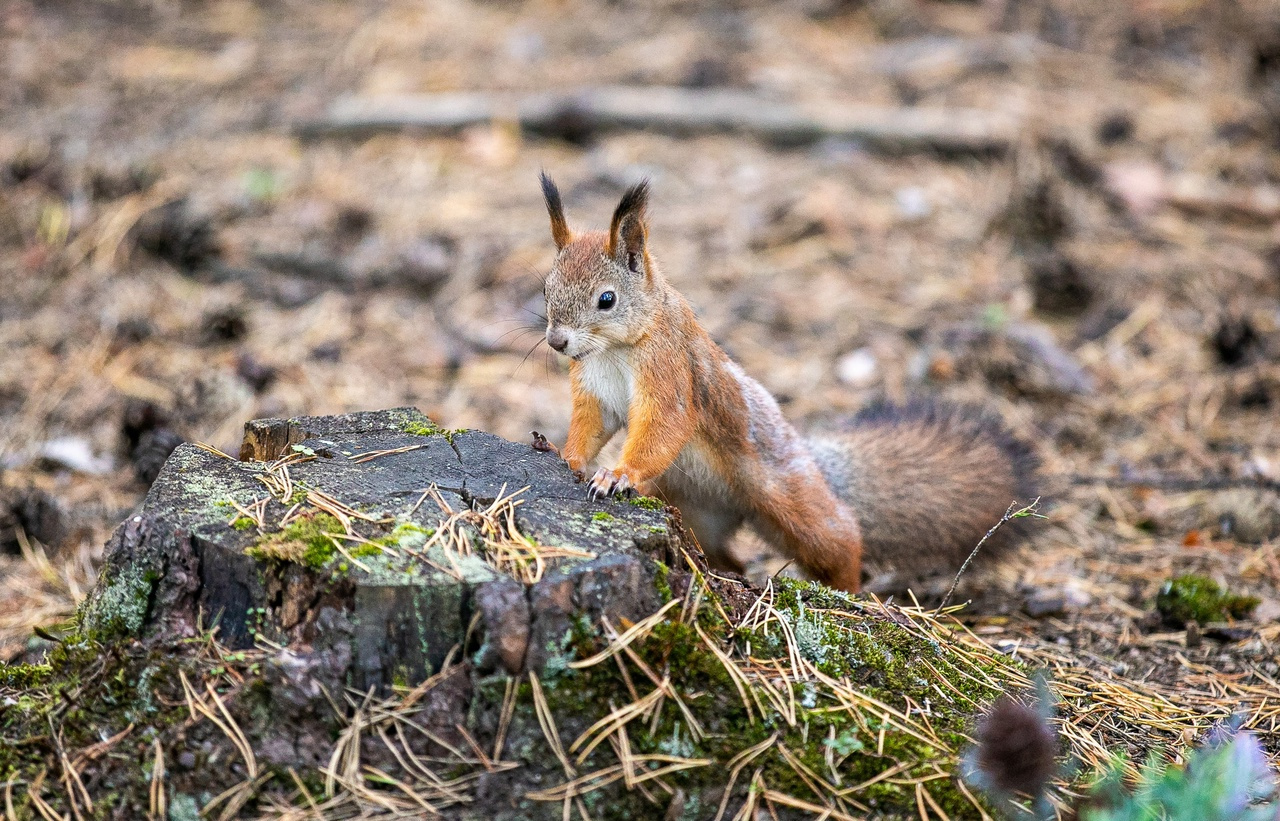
529,431,560,456
587,467,633,501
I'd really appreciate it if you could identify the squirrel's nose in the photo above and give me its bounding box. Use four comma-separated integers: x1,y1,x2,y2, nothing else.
547,327,570,353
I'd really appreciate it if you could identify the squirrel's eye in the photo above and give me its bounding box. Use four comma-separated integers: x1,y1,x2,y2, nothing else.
597,291,616,310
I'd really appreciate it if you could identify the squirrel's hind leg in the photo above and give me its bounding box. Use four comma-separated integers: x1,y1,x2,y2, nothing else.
685,507,747,572
660,487,746,572
748,482,864,593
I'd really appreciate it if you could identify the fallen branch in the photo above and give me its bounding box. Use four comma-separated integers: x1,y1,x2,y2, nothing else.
1068,474,1280,493
295,86,1020,155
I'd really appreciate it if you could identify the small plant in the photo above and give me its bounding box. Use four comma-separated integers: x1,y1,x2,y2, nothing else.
966,681,1280,821
1084,723,1278,821
824,730,865,757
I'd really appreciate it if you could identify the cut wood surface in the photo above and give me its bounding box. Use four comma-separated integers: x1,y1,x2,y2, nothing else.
295,86,1022,154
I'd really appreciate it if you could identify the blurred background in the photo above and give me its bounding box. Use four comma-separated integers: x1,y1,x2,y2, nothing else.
2,0,1279,700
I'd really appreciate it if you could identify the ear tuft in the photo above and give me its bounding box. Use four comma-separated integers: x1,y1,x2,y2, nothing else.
607,180,650,261
540,172,572,250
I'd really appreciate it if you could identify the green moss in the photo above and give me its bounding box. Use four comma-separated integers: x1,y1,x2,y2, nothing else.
246,512,345,568
402,420,468,441
627,494,664,511
653,561,672,602
351,543,384,559
1156,574,1260,626
78,562,158,640
0,662,51,688
372,521,434,551
230,516,255,531
13,568,1010,818
302,541,337,568
592,511,614,523
0,631,258,818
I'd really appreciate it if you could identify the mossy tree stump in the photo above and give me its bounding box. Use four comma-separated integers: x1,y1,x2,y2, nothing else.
61,408,1028,819
82,408,678,690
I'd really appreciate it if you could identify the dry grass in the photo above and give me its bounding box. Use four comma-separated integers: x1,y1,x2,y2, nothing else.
0,531,97,659
3,0,1279,636
197,567,1270,819
0,521,1275,819
406,484,596,584
3,0,1280,814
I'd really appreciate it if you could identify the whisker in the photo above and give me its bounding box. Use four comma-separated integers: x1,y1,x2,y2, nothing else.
492,326,543,346
480,318,539,330
514,337,548,376
517,259,550,287
599,345,640,382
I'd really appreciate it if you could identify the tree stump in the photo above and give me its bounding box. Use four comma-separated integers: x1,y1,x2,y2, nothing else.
55,409,1045,819
82,408,680,691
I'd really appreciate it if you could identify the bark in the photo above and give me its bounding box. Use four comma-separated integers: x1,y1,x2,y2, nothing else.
83,408,678,691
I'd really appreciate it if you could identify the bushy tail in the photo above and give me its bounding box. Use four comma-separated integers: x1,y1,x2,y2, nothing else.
807,402,1038,577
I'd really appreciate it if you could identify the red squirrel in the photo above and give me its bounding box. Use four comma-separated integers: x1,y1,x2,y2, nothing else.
538,174,1035,593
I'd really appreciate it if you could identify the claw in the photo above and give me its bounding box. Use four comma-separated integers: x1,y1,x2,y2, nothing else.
530,430,560,456
587,467,632,500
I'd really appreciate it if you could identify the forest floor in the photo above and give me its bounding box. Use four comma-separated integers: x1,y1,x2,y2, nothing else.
2,0,1280,768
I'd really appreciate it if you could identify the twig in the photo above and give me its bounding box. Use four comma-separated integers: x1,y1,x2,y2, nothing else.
193,441,235,460
938,498,1042,612
350,444,426,464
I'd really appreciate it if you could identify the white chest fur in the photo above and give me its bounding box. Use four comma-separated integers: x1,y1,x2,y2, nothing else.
576,351,635,427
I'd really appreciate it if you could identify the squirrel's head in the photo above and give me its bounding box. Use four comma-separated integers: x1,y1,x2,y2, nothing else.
539,173,658,360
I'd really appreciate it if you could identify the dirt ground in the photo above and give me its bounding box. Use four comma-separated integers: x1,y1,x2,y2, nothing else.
2,0,1280,759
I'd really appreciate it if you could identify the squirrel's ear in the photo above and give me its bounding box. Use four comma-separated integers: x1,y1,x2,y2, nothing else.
540,172,572,250
607,180,649,274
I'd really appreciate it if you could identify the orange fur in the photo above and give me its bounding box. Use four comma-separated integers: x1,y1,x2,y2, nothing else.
615,360,695,488
562,378,607,473
751,482,863,592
